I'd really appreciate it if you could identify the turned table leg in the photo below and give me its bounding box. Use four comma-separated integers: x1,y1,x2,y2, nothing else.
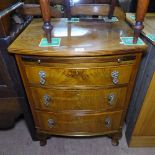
108,0,117,19
65,0,72,20
39,0,53,43
133,0,150,43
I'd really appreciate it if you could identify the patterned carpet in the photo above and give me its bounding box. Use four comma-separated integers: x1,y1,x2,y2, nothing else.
0,120,155,155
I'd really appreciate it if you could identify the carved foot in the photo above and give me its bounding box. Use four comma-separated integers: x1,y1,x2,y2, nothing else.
111,138,119,146
40,139,47,146
111,131,122,146
37,132,49,146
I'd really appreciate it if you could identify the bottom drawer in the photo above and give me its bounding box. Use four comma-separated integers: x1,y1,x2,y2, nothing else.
35,111,123,135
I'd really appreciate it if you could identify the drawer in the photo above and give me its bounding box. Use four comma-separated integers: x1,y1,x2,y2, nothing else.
36,110,123,135
31,87,128,112
25,65,133,86
21,55,136,66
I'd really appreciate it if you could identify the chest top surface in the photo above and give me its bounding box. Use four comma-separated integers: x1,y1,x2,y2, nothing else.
8,18,147,57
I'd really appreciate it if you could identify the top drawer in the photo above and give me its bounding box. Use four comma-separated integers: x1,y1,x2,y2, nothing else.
25,65,133,86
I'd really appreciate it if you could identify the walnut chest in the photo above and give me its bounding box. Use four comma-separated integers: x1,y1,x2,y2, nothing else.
8,18,147,146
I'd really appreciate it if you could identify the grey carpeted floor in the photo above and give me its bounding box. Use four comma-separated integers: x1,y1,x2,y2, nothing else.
0,120,155,155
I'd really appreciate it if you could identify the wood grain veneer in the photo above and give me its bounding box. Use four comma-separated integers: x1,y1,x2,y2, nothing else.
24,64,133,86
30,86,128,112
35,110,123,135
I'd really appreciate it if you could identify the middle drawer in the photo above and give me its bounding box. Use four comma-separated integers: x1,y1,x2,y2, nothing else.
30,87,128,112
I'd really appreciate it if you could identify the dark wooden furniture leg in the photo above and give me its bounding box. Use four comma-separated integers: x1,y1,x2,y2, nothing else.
111,130,122,146
108,0,117,19
39,0,53,43
133,0,150,43
37,133,49,146
40,139,47,146
65,0,71,20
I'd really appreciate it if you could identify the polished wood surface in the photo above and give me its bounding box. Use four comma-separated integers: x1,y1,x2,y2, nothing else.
23,0,120,18
25,0,150,43
8,19,147,56
23,4,63,17
71,4,111,16
70,5,125,19
14,52,143,145
70,3,116,17
22,4,125,20
133,0,150,43
9,18,146,145
126,13,155,45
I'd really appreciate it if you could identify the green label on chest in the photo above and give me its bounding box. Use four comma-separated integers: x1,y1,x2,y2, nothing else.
39,38,61,47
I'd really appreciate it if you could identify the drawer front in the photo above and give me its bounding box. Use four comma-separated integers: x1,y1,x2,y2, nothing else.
31,87,127,111
25,65,133,86
36,111,123,135
21,55,136,65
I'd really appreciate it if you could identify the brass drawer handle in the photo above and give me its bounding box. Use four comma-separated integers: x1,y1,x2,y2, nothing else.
43,94,51,106
105,117,112,128
48,119,55,128
108,93,115,105
111,70,119,84
39,71,46,85
38,59,41,64
117,58,122,63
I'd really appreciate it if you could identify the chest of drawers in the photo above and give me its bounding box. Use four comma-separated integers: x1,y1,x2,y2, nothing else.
8,19,147,146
